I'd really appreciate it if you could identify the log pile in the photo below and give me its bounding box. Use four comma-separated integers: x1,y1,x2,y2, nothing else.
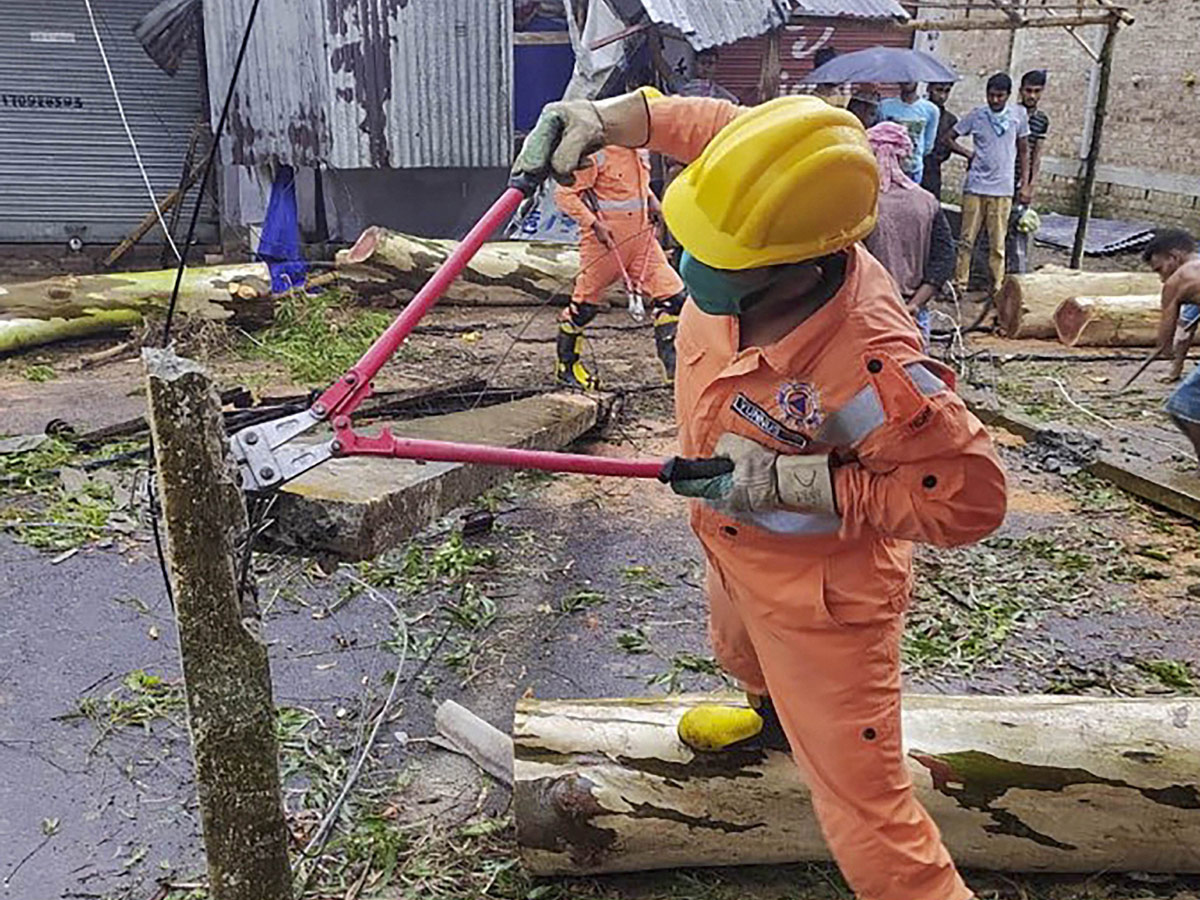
1,227,614,355
998,266,1161,340
513,693,1200,876
1054,294,1162,347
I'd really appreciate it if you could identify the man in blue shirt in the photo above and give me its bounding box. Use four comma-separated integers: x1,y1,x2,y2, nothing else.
878,82,940,185
949,72,1030,297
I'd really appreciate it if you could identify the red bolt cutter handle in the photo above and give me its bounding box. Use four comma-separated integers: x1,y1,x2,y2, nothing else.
337,429,733,483
312,185,529,421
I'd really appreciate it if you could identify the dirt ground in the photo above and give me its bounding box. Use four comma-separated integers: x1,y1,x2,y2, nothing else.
2,256,1200,900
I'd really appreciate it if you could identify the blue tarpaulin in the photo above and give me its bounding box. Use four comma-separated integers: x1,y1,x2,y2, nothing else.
257,164,308,292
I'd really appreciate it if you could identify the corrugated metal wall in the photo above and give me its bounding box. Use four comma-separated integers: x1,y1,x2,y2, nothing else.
714,16,914,105
203,0,513,169
0,0,210,244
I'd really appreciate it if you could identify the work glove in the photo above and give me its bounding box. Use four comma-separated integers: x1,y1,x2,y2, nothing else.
671,433,838,515
512,92,651,185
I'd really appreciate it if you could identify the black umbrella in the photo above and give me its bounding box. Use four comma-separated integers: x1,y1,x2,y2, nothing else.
806,47,959,85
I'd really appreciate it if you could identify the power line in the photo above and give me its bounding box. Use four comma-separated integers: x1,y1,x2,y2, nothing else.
82,0,182,263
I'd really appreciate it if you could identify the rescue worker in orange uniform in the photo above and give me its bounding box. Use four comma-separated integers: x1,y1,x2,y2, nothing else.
514,90,1008,900
553,145,687,387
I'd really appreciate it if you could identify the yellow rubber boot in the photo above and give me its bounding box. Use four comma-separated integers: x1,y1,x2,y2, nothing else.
555,325,598,390
677,694,791,752
678,704,764,751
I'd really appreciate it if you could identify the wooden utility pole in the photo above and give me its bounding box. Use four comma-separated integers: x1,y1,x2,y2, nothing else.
145,348,292,900
1070,18,1121,268
757,28,782,103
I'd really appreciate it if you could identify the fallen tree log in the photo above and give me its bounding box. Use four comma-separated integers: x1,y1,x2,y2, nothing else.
0,263,274,321
335,226,623,308
0,310,144,355
998,266,1161,339
0,263,276,355
513,693,1200,875
1054,294,1162,347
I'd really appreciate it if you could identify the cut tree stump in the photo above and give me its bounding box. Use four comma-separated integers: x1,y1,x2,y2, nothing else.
1054,294,1161,347
998,266,1161,339
513,693,1200,876
145,348,292,900
335,226,623,308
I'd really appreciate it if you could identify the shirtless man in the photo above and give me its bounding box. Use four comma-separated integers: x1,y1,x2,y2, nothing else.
1144,229,1200,461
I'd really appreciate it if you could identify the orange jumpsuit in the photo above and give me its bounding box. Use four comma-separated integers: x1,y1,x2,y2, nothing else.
652,97,1008,900
554,146,684,307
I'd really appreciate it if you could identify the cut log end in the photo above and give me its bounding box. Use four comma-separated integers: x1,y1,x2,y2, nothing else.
345,226,383,264
1055,297,1090,346
998,277,1022,337
1054,294,1162,347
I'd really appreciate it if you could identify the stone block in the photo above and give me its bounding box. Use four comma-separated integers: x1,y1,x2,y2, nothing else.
267,392,607,560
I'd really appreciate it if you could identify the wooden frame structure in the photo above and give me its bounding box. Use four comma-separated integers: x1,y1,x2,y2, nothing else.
893,0,1134,268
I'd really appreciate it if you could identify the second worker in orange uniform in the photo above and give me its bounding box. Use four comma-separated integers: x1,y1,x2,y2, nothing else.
553,144,687,388
515,88,1008,900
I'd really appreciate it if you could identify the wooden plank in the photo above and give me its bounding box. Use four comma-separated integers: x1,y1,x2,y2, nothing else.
897,13,1117,30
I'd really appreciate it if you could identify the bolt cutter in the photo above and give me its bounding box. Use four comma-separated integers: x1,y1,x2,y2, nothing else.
228,176,731,495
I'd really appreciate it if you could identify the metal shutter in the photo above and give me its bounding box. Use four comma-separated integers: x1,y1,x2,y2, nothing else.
0,0,211,245
713,17,915,106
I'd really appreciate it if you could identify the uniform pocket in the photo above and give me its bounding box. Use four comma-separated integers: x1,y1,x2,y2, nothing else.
821,542,910,628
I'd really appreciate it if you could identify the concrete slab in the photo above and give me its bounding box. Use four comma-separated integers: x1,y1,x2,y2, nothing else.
961,387,1200,522
268,392,606,559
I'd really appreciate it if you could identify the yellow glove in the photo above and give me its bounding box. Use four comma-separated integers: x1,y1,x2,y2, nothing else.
713,433,837,515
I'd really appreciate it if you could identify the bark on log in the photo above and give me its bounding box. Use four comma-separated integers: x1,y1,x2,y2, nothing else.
334,226,624,308
1054,295,1162,347
145,348,292,900
0,263,275,322
513,693,1200,876
998,266,1162,339
0,310,143,355
0,264,275,354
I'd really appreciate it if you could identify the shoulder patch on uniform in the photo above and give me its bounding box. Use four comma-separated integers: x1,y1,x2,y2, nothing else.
731,394,810,449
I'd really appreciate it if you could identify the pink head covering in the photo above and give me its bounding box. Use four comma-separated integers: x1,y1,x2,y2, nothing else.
866,121,917,193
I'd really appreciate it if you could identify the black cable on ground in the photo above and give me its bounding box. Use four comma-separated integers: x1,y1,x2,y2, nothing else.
151,0,262,610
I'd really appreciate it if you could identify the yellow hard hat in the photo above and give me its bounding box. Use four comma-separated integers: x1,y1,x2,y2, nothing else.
663,95,879,270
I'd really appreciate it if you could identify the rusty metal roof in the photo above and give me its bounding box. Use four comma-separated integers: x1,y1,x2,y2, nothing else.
636,0,789,49
791,0,908,19
634,0,906,49
202,0,512,169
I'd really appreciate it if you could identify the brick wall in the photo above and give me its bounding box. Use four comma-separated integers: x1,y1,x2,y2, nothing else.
917,0,1200,232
